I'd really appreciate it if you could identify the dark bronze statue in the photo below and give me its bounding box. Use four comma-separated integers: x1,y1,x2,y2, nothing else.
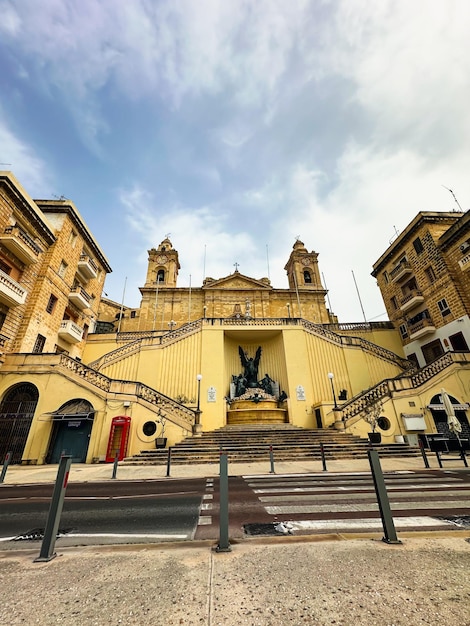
238,346,262,388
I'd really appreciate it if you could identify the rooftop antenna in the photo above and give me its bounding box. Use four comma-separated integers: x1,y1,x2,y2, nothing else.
351,269,367,324
389,225,400,245
442,185,463,212
164,232,171,238
0,163,12,167
266,244,270,280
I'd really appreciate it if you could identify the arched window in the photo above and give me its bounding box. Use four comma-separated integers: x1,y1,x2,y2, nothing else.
0,383,39,463
157,269,165,283
303,270,312,284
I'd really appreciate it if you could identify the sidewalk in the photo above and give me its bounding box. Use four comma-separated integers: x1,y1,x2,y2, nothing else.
1,536,469,625
2,456,470,625
2,453,467,485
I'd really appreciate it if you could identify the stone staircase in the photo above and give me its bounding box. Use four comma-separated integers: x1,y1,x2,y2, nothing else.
122,424,421,465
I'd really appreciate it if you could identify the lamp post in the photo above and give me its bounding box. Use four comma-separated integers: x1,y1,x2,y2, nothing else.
286,303,291,318
168,320,176,331
327,372,338,409
193,374,203,436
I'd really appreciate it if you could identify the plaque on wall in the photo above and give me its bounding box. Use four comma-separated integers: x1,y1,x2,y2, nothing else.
207,386,216,402
296,385,306,401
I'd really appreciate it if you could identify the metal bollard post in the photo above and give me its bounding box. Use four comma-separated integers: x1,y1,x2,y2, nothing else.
418,439,430,469
269,445,275,474
166,447,172,477
320,443,327,472
111,453,119,479
368,449,401,545
34,456,72,562
0,451,12,483
216,453,231,552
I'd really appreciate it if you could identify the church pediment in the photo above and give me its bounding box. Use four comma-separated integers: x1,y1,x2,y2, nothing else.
203,272,272,290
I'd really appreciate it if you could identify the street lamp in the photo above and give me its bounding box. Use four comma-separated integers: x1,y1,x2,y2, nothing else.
327,372,338,409
193,374,203,436
168,320,176,331
286,303,291,318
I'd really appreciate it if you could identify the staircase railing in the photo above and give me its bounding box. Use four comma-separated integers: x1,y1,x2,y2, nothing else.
340,351,468,422
57,354,195,424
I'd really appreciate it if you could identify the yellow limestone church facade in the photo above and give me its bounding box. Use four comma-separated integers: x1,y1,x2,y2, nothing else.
0,172,469,465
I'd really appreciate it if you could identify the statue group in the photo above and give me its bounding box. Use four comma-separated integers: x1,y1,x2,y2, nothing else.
233,346,276,398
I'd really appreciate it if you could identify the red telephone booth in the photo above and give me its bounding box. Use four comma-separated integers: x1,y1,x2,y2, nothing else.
105,416,131,462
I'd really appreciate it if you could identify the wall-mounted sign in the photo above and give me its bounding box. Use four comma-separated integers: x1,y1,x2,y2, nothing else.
208,386,216,402
296,385,306,401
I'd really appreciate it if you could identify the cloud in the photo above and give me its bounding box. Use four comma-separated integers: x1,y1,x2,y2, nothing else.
0,116,52,195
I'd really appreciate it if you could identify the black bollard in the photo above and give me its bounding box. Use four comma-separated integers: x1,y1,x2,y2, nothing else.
166,447,172,477
0,451,12,483
269,445,275,474
111,452,119,479
368,449,401,545
216,453,231,552
34,456,72,562
418,439,430,469
320,442,327,472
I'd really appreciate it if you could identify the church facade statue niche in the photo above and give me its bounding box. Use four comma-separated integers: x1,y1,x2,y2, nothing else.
230,346,284,402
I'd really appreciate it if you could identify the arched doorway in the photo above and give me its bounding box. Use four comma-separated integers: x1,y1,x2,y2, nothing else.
46,399,95,464
429,392,470,440
0,383,39,464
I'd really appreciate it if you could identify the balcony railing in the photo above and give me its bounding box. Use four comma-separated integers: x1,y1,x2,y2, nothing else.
458,253,470,273
0,269,27,307
0,225,42,265
77,254,98,280
390,260,413,282
58,320,84,344
399,289,424,313
68,285,92,310
408,317,435,340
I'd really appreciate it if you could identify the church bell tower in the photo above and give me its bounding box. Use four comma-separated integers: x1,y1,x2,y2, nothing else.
144,238,180,288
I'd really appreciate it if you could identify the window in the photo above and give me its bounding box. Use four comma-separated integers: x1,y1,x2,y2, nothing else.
69,230,78,247
58,260,68,278
303,270,312,284
390,296,398,310
383,271,389,284
422,339,444,364
399,324,408,339
143,421,157,436
0,260,12,275
449,332,469,351
437,298,451,317
130,310,136,319
425,266,436,284
156,269,165,282
46,294,58,314
413,237,424,254
0,311,6,331
32,334,46,353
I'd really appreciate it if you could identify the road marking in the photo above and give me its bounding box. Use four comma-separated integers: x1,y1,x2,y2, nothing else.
286,516,457,532
198,516,212,525
265,500,470,514
203,494,213,500
253,483,461,494
258,489,470,502
67,532,189,539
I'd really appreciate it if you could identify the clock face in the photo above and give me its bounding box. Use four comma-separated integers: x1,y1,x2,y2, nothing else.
301,257,311,266
156,255,168,264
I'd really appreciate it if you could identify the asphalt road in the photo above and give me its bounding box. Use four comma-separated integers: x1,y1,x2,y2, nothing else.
1,470,469,549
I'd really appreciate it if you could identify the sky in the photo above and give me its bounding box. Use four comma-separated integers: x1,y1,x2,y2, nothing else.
1,0,470,323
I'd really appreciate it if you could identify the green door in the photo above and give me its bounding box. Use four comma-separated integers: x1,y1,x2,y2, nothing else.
49,419,93,463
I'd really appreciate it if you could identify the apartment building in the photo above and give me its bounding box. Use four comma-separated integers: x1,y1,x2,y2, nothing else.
372,211,470,367
0,172,111,360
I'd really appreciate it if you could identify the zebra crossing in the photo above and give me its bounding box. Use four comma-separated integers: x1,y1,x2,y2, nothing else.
243,470,470,534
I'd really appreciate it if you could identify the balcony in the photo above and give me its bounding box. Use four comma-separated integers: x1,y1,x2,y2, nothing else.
58,320,84,344
400,289,424,313
0,269,27,307
77,254,98,280
0,225,42,265
458,253,470,273
390,260,413,283
409,317,436,340
68,285,92,310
